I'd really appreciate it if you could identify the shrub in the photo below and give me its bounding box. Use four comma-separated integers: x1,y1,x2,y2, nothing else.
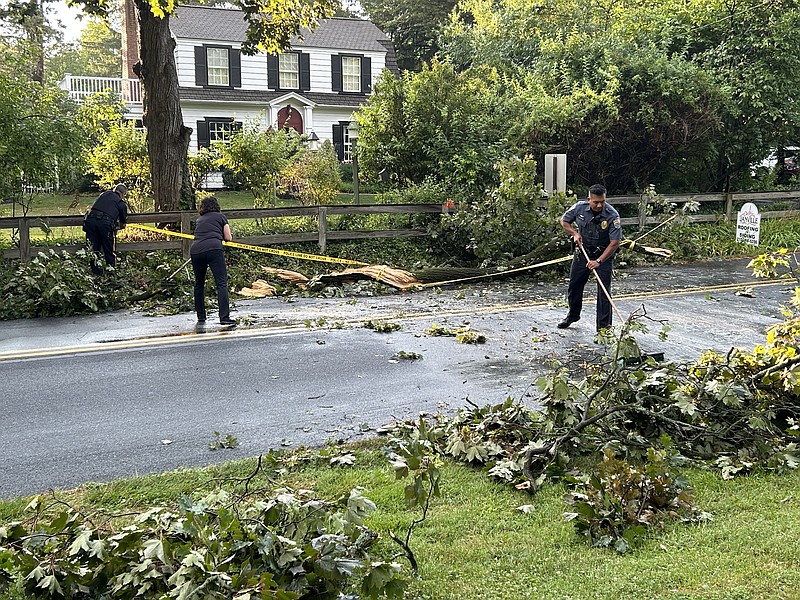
435,155,564,264
0,250,123,319
279,141,342,205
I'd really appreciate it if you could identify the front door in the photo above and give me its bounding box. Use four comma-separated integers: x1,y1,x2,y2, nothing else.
277,106,303,133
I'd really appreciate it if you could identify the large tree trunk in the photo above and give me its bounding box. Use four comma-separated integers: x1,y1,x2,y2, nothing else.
135,0,191,212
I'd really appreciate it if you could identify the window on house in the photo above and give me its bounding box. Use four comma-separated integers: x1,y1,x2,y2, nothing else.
332,121,356,162
342,56,361,92
332,55,370,94
343,127,353,161
207,47,230,86
279,53,299,89
195,45,241,88
197,117,241,149
209,120,236,143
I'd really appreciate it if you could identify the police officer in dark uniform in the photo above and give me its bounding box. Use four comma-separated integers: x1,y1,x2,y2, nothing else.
84,183,128,274
557,184,622,332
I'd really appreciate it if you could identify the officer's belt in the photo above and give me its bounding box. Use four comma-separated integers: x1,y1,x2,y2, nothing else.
87,209,114,222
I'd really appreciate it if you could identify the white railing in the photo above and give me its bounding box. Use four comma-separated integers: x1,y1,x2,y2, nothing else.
59,73,142,103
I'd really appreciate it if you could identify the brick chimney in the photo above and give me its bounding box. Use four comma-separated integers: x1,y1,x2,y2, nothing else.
121,0,138,80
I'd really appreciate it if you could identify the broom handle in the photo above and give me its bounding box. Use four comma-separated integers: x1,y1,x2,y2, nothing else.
166,258,192,281
633,213,678,243
578,244,625,323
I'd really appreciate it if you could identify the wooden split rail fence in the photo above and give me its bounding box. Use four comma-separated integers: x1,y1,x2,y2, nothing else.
1,191,799,262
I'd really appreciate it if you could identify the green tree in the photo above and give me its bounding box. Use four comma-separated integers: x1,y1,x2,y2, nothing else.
359,0,457,71
47,19,122,82
357,59,505,192
0,59,84,212
0,0,59,82
439,0,800,193
86,120,152,212
216,122,303,207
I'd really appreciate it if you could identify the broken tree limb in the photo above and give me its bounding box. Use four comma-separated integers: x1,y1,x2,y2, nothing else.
246,238,673,292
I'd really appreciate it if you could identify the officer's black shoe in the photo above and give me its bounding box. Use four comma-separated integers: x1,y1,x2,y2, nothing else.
220,318,237,327
557,316,579,329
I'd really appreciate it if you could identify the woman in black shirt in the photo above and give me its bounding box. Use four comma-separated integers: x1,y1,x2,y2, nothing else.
191,196,236,326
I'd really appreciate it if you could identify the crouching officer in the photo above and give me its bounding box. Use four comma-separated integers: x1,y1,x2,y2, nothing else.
83,183,128,274
557,183,622,332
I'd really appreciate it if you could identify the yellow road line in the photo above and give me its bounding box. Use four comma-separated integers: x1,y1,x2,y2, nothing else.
0,279,789,362
0,324,310,362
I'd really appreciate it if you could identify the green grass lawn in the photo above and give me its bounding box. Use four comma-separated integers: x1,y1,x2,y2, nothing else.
2,443,798,600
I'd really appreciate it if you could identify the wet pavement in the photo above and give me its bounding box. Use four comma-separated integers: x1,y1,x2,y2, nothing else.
0,256,797,498
0,256,793,362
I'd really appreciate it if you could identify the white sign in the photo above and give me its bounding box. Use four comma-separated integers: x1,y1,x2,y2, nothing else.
736,202,761,246
544,153,567,194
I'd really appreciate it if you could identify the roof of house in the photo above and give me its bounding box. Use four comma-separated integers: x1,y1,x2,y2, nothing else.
178,87,366,108
171,6,391,53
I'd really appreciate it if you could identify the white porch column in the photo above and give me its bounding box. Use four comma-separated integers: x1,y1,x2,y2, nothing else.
303,105,314,134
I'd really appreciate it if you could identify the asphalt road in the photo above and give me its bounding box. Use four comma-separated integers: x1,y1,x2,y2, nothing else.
0,257,795,498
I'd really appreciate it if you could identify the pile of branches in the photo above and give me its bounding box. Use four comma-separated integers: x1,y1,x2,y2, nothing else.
384,292,800,549
0,484,408,599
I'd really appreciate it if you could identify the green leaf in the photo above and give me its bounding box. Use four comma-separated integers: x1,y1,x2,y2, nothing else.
142,538,166,563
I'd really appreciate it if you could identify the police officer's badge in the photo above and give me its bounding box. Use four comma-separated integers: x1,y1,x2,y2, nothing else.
601,220,608,230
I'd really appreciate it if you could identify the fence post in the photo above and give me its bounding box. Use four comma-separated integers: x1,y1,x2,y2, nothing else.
317,206,327,253
637,193,648,232
724,192,733,221
180,211,192,259
19,218,31,262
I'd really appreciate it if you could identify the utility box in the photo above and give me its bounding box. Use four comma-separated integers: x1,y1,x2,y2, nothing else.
544,153,567,194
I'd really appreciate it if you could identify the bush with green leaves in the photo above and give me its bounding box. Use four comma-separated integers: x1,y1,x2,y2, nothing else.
564,445,709,553
86,120,152,213
356,60,506,192
279,140,342,205
216,123,304,208
0,487,408,599
0,250,128,319
436,154,565,264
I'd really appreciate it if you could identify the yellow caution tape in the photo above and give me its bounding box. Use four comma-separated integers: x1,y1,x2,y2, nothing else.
127,223,368,266
129,223,195,240
417,255,573,288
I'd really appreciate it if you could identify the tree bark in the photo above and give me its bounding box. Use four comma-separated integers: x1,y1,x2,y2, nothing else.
135,0,191,212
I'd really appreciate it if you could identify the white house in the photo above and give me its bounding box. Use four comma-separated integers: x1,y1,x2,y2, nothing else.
60,4,398,162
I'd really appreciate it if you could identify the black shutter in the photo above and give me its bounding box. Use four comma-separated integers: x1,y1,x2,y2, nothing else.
300,52,310,91
331,54,342,92
195,46,207,86
197,120,210,149
230,48,241,88
361,56,371,93
267,54,279,89
332,123,344,160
